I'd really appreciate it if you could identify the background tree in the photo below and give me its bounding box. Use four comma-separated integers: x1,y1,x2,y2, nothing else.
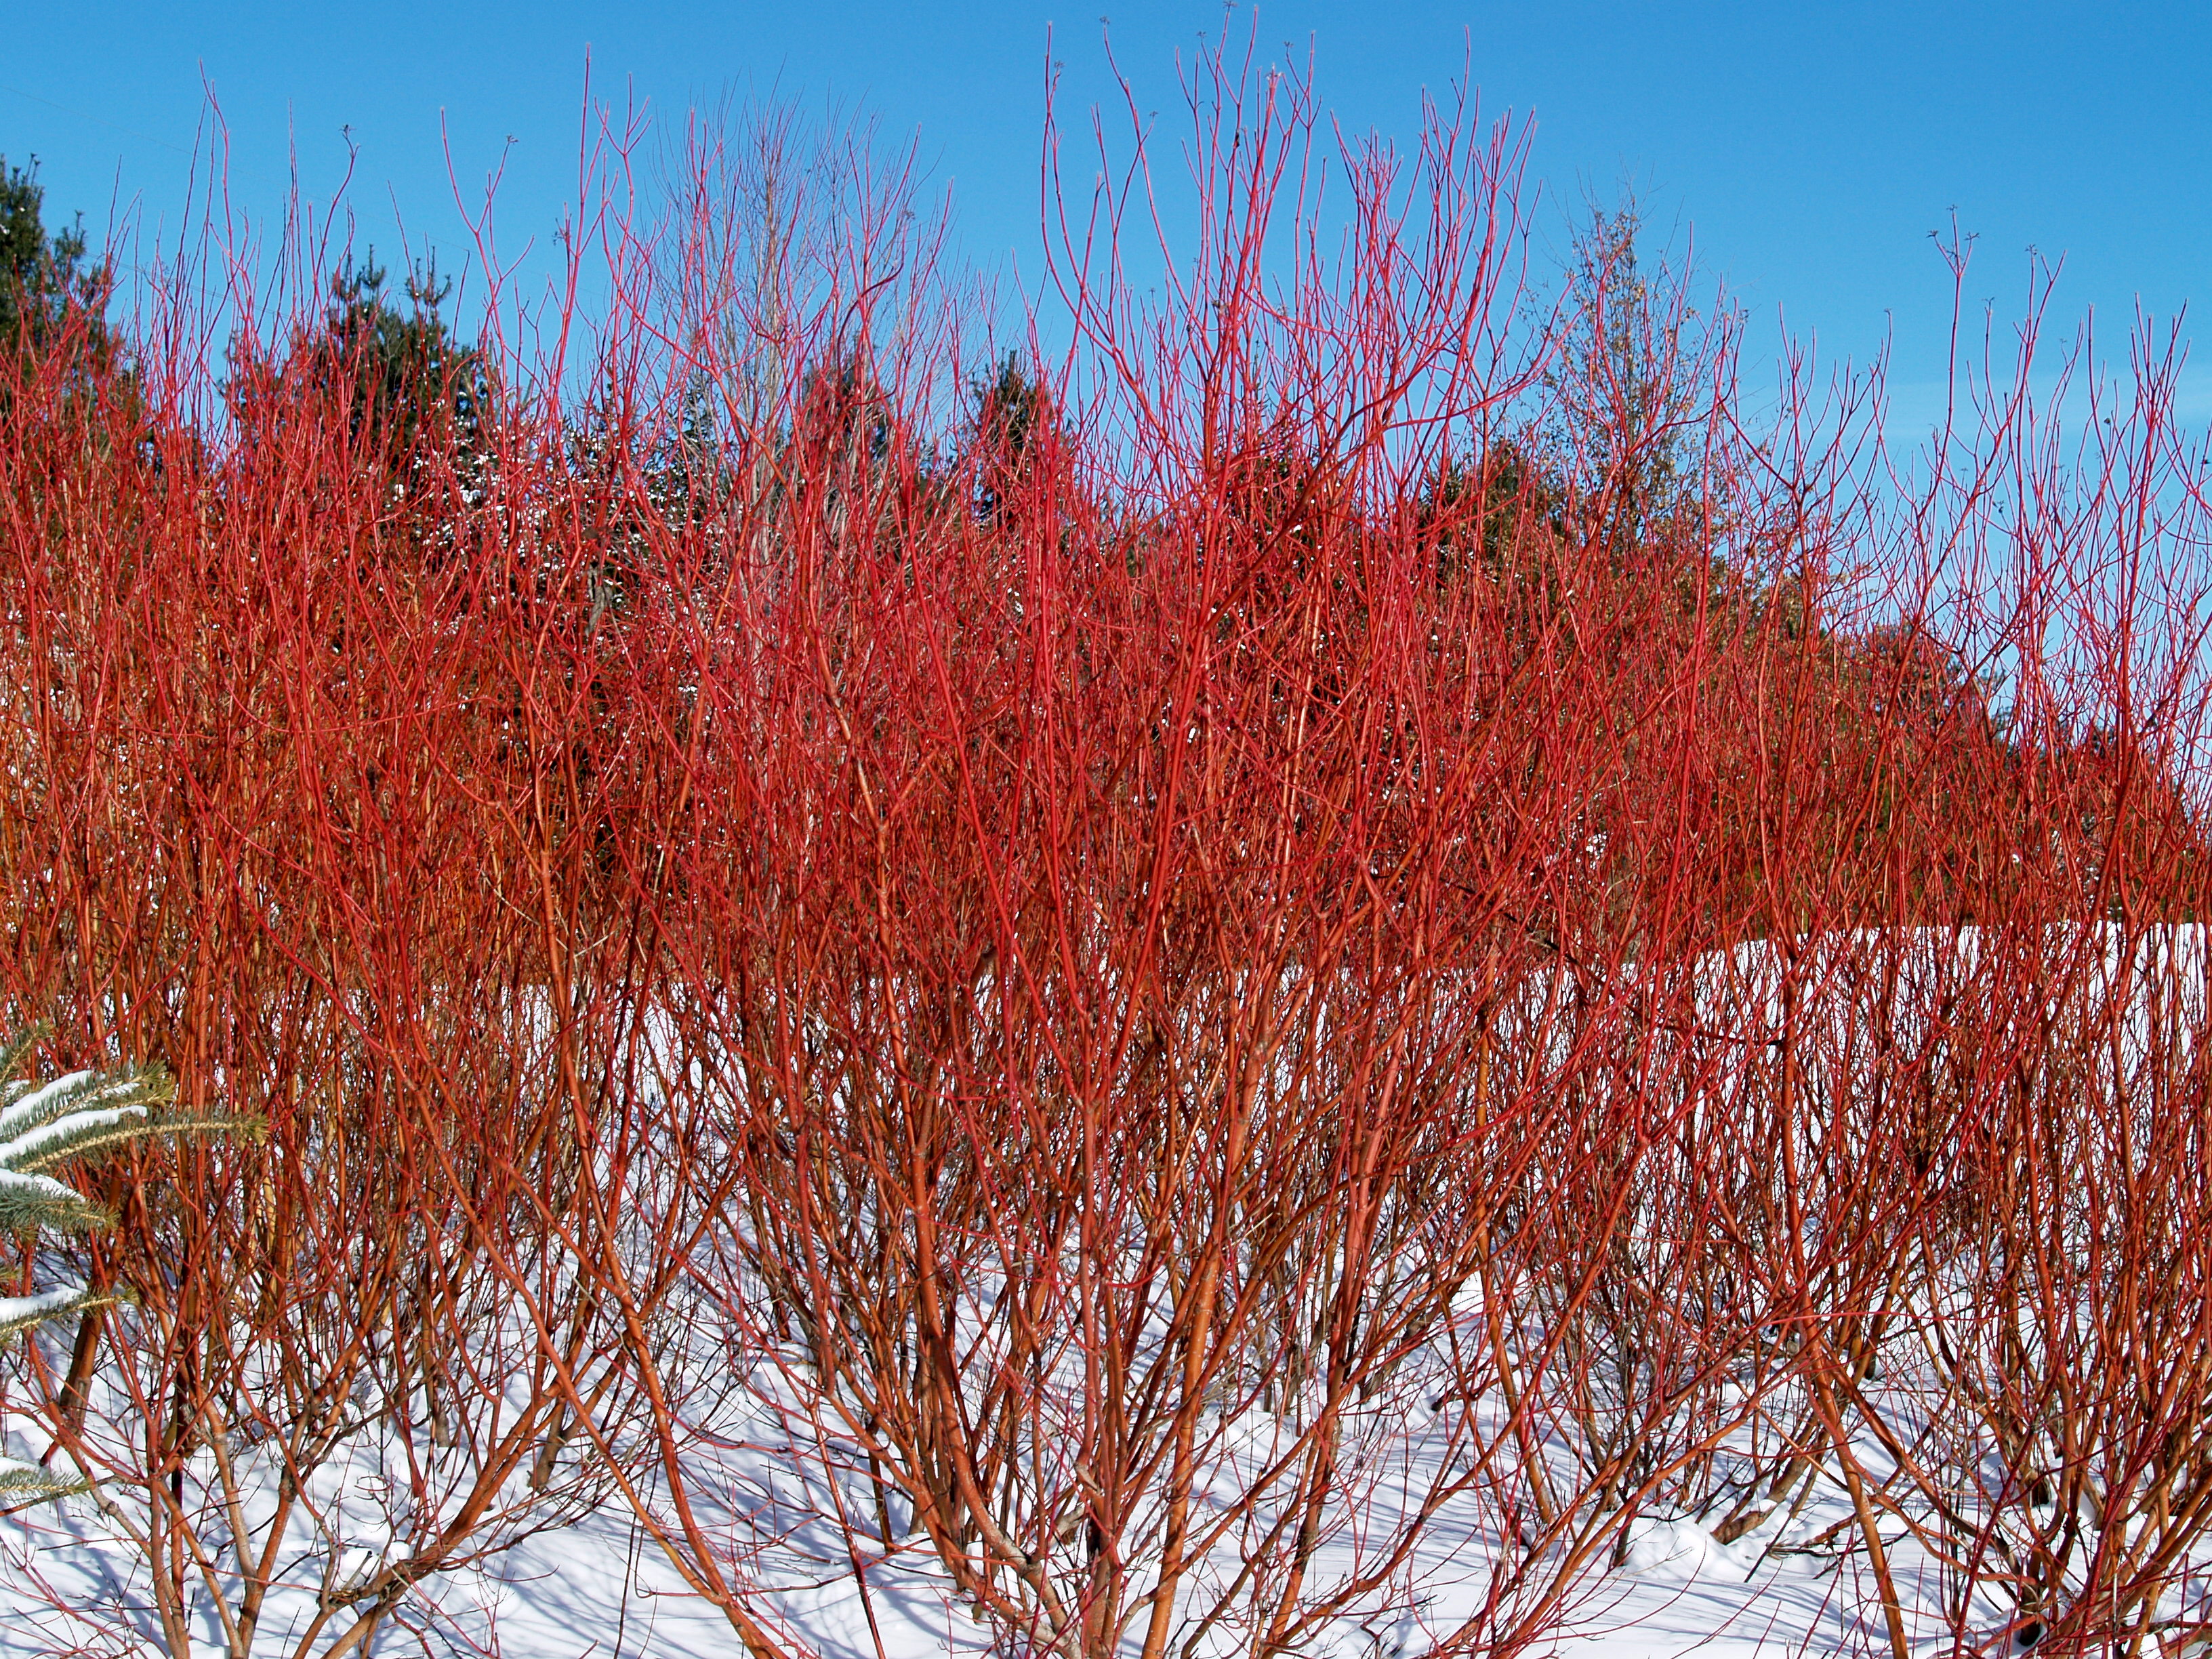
224,251,493,558
0,157,112,365
0,155,127,441
1544,200,1711,569
968,350,1057,525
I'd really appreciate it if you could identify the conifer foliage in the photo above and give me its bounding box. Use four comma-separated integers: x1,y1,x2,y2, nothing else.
0,1029,237,1502
0,158,106,360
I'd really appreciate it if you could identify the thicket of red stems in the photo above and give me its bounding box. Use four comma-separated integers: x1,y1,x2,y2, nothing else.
3,41,2211,1659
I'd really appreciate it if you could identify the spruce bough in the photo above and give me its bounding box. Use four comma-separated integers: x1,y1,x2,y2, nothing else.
0,1028,241,1502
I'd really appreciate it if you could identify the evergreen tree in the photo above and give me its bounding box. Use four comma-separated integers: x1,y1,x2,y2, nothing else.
0,1030,241,1503
0,155,120,398
226,251,493,538
968,351,1053,525
318,254,487,466
0,158,100,348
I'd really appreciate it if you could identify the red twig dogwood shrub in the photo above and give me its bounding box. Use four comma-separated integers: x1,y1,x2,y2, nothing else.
0,216,689,1652
3,31,2212,1659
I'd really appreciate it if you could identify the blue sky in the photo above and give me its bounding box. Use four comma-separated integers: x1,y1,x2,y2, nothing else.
5,2,2208,428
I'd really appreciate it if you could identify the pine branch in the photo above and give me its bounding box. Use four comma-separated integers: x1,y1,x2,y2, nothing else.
0,1463,90,1504
0,1284,111,1342
0,1167,112,1235
0,1029,247,1507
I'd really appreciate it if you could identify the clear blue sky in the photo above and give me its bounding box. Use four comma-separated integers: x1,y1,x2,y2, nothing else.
6,1,2207,429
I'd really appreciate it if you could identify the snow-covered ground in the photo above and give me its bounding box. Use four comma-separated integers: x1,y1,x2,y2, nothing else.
7,925,2209,1656
3,1453,2135,1656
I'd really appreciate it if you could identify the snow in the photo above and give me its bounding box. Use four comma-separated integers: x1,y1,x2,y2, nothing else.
0,1168,87,1212
3,924,2208,1656
0,1288,89,1331
0,1103,152,1173
0,1073,99,1140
